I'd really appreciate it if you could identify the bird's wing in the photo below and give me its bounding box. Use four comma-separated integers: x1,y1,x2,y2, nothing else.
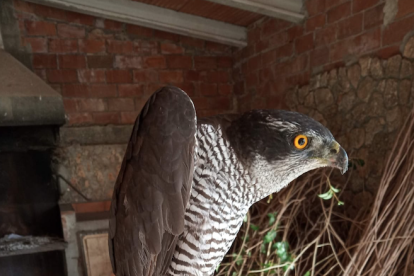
108,86,197,276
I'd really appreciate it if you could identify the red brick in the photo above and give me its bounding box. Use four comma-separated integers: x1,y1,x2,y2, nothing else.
325,0,349,10
25,20,56,36
57,24,85,38
66,11,95,26
397,0,414,19
14,0,34,13
134,41,159,55
180,36,204,49
93,112,120,125
59,55,86,68
218,84,232,96
306,0,325,16
246,72,258,88
310,46,330,67
353,0,380,13
67,112,93,125
376,45,400,59
195,57,217,69
161,43,184,54
327,2,351,23
63,99,78,113
106,70,131,83
107,98,135,111
210,97,231,110
78,69,106,83
33,5,66,20
126,24,153,37
337,14,363,39
159,71,183,83
295,33,314,54
200,83,218,96
192,97,210,110
248,55,263,72
364,4,384,30
207,71,230,83
383,15,414,46
205,41,231,53
330,28,380,61
287,25,304,42
77,98,106,112
260,18,292,39
79,39,105,53
87,56,113,68
153,30,180,42
144,56,166,69
259,67,274,82
167,56,193,69
104,19,123,30
133,70,158,82
23,37,47,53
262,44,293,66
120,111,139,124
306,14,326,32
184,70,202,82
115,56,143,69
49,39,78,53
175,82,195,96
62,84,117,97
255,40,270,53
32,54,57,68
118,84,143,97
107,40,133,54
47,69,78,83
315,24,337,47
217,56,232,68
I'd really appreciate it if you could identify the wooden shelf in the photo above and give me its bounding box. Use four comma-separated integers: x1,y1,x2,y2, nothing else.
0,235,67,258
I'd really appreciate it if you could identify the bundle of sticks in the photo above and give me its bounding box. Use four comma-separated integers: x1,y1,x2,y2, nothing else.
217,109,414,276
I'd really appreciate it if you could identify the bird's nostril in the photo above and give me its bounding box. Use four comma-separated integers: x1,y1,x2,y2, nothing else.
330,148,338,154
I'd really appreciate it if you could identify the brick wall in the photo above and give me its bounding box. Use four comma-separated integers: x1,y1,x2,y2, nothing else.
234,0,414,111
12,0,235,126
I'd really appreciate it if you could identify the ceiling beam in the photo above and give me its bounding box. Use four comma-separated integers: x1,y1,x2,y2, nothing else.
26,0,247,47
205,0,305,23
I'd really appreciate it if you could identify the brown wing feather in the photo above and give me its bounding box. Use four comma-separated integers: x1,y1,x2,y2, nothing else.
108,86,196,276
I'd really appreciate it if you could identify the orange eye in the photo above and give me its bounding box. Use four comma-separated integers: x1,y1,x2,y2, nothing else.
294,135,308,149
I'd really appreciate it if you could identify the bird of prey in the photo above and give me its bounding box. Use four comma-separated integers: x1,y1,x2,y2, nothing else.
108,86,348,276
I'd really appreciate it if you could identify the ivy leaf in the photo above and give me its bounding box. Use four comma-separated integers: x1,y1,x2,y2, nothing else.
250,224,259,231
303,271,311,276
232,253,243,266
260,243,266,254
267,212,277,226
330,186,340,193
263,230,277,244
318,190,333,200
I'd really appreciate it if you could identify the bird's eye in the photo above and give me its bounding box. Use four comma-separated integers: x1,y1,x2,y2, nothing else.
294,135,308,150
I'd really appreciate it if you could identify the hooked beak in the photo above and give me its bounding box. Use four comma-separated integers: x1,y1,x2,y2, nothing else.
327,142,348,175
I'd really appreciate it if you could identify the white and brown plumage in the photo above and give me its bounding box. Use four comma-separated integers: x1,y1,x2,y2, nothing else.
108,86,348,276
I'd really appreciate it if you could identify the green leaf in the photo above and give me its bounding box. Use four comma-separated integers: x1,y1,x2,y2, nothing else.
260,243,266,254
232,253,243,266
303,271,311,276
250,224,259,231
330,186,340,193
263,230,277,244
338,200,345,206
318,190,333,200
243,215,247,222
267,212,277,226
232,272,237,276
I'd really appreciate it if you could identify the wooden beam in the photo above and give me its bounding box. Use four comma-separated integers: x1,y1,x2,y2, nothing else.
26,0,247,47
206,0,305,23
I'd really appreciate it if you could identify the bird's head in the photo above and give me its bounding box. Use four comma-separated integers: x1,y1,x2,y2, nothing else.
227,109,348,196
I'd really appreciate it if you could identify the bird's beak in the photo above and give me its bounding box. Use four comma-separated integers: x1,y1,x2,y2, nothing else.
326,141,348,175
